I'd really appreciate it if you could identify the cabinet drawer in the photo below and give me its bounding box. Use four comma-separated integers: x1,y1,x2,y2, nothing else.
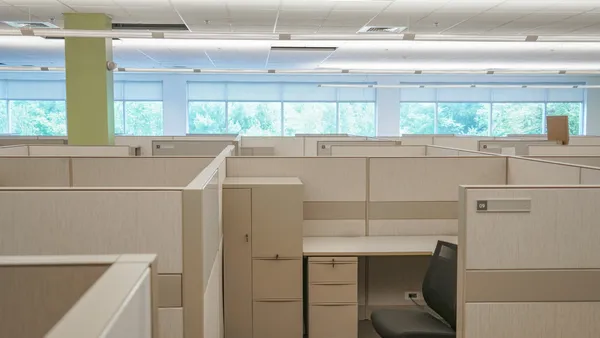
309,304,358,338
309,259,357,283
253,259,302,300
253,300,303,338
309,283,357,304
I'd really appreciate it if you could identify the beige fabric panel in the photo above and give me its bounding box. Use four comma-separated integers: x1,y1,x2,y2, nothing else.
368,220,458,236
158,275,182,308
303,220,366,237
465,270,600,302
426,146,459,156
0,264,109,338
304,136,366,156
241,137,304,156
529,145,600,156
581,168,600,184
370,157,506,202
227,157,367,201
464,188,600,270
0,145,28,156
433,137,484,151
202,172,220,290
182,189,204,338
0,190,183,273
464,302,600,338
330,145,425,157
529,156,600,168
369,201,458,219
72,157,213,187
0,158,70,186
204,244,223,338
28,145,131,157
158,308,183,338
367,256,430,307
304,201,366,220
152,140,232,156
507,157,580,185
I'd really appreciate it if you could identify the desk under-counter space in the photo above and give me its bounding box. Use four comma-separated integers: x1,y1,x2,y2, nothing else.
303,236,458,257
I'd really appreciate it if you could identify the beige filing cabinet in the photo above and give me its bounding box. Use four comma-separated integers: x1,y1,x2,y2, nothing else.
223,177,304,338
308,257,358,338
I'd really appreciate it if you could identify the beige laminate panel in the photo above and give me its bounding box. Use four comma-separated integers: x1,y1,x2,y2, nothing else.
309,260,357,283
369,201,458,220
205,246,223,338
309,284,358,304
226,157,367,201
241,136,304,156
202,173,220,289
0,191,182,273
464,302,600,338
330,145,425,157
465,270,600,302
71,157,213,187
159,308,184,338
465,188,600,270
310,304,358,338
303,236,457,257
0,158,70,186
253,259,302,300
529,145,600,156
367,256,430,306
368,220,458,236
0,265,109,338
507,158,580,185
581,168,600,184
0,145,28,155
252,185,303,258
253,301,303,338
158,275,182,308
304,201,366,220
303,220,366,237
370,157,506,201
426,146,459,156
223,188,253,338
28,145,132,157
529,156,600,168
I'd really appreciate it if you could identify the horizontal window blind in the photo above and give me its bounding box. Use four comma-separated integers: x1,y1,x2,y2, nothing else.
188,82,226,101
400,86,584,103
547,88,584,102
6,80,66,100
337,86,376,101
116,81,162,101
399,88,436,102
282,83,337,101
227,83,280,101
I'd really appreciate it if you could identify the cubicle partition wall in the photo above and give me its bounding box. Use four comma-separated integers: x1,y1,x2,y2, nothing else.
479,140,560,155
0,144,139,157
0,145,29,155
152,139,239,156
317,140,401,156
0,156,214,187
329,145,425,157
458,185,600,338
0,254,157,338
528,145,600,156
527,156,600,168
506,157,600,185
0,145,235,338
0,136,67,146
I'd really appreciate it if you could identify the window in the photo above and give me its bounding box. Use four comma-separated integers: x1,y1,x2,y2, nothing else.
438,103,490,136
8,100,67,136
188,102,227,134
492,103,543,136
0,101,7,134
113,101,163,136
546,102,582,135
399,103,435,134
114,101,124,135
283,102,336,136
227,102,281,136
339,102,376,136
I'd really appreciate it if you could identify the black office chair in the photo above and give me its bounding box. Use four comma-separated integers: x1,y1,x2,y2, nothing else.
371,240,457,338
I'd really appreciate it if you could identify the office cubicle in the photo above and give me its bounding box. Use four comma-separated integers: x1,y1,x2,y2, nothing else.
458,185,600,338
526,156,600,168
152,139,239,156
528,145,600,156
0,156,214,187
317,140,402,156
0,254,157,338
478,139,560,155
0,146,234,338
0,144,140,157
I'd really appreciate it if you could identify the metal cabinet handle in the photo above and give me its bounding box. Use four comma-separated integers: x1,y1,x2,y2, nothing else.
332,258,335,268
276,254,279,259
245,234,249,242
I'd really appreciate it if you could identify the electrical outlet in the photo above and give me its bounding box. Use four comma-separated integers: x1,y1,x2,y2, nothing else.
405,291,422,301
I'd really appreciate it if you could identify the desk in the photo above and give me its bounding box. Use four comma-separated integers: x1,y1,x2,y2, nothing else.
303,236,458,257
302,236,458,338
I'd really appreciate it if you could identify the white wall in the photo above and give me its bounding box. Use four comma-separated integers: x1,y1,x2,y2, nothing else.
1,71,599,136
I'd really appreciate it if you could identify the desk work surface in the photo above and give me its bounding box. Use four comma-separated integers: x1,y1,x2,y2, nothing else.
303,236,458,256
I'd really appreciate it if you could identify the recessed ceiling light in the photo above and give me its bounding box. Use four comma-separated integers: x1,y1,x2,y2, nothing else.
358,26,407,34
2,21,59,29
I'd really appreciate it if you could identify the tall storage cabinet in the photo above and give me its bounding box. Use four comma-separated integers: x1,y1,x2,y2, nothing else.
223,177,304,338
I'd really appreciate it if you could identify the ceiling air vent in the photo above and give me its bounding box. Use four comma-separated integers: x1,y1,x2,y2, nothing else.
112,23,189,31
358,26,406,34
2,21,59,29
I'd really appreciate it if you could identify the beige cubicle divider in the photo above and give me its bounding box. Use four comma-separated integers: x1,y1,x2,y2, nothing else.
529,145,600,156
433,136,491,151
507,157,582,185
227,157,368,237
329,145,425,157
479,139,560,155
0,157,70,186
115,136,172,156
458,185,600,338
581,167,600,184
398,135,434,145
1,254,158,338
0,145,29,155
317,140,402,156
527,156,600,168
27,145,134,157
304,136,367,156
241,136,304,156
0,136,67,146
71,157,214,187
152,139,237,157
570,136,600,145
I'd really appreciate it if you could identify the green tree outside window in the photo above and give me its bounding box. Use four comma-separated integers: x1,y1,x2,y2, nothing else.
492,103,543,137
123,101,163,136
283,102,336,136
0,101,7,134
438,103,490,136
399,103,435,134
546,102,581,135
339,102,376,136
9,100,67,136
227,102,281,136
188,102,227,134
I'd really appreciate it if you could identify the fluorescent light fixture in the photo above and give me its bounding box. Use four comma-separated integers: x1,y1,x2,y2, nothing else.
318,83,600,89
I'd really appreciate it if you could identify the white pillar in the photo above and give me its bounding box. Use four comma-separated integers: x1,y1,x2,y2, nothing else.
162,75,187,136
376,77,400,137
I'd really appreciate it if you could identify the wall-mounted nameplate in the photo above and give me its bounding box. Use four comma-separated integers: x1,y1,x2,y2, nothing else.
476,198,531,213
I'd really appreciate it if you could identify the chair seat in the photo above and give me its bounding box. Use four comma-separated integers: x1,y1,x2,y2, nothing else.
371,308,456,338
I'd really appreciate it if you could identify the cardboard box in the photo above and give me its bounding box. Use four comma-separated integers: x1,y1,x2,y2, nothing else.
547,116,570,145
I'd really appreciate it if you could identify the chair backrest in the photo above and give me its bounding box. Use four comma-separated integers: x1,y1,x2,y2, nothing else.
422,240,458,330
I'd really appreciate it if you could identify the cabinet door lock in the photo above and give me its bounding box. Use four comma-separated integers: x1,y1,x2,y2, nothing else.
245,234,249,242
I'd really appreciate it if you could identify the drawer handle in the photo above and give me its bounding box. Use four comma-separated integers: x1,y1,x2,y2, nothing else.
276,254,279,260
245,234,249,242
332,258,335,268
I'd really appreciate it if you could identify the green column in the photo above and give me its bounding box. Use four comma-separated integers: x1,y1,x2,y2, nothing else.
64,13,114,145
